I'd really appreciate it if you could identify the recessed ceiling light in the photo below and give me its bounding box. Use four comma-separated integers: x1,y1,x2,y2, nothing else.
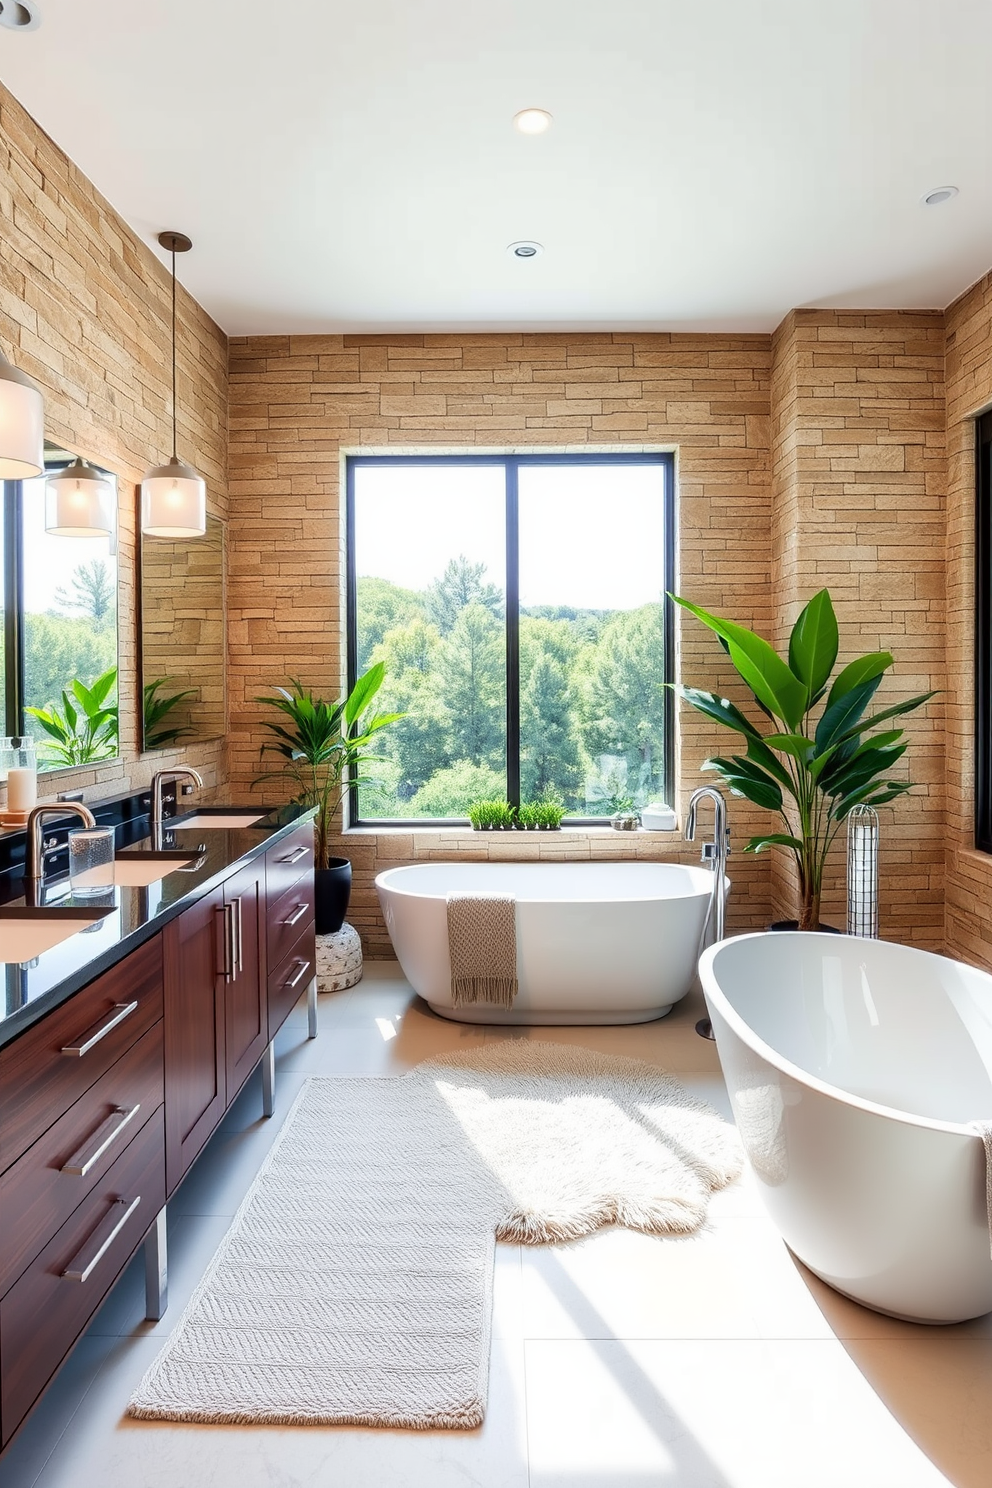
513,108,552,135
507,241,544,259
0,1,40,30
922,186,958,206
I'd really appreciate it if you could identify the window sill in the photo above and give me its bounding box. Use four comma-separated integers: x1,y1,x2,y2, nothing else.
342,824,682,839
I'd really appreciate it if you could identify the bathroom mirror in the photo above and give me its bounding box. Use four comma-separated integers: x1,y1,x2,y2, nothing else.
139,513,226,750
11,442,120,773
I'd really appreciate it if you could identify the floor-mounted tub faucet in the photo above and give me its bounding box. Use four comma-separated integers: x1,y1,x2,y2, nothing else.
685,785,730,1040
685,785,730,943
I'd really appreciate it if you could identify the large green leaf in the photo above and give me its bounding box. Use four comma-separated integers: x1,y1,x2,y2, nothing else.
822,743,907,799
788,590,838,701
744,833,804,854
831,691,936,747
673,685,761,739
344,662,386,730
830,779,912,820
704,756,784,812
674,597,806,728
814,677,882,751
763,732,816,765
744,734,794,789
826,651,892,709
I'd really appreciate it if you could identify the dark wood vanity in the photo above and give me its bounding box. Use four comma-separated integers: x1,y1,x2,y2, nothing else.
0,815,317,1449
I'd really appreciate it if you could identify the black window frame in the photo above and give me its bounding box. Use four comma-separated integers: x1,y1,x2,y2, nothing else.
345,450,677,827
2,455,118,763
976,412,992,852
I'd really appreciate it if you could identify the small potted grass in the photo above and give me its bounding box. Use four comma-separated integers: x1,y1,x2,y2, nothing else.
534,788,566,831
515,802,540,831
467,798,516,831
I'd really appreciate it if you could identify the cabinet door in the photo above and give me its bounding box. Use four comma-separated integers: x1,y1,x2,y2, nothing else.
163,884,226,1195
224,861,268,1105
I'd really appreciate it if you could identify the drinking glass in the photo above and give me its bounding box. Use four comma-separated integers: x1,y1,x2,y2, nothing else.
68,826,115,895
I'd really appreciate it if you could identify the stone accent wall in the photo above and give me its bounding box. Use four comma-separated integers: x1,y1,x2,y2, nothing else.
945,271,992,966
768,310,946,944
0,81,229,809
227,332,774,955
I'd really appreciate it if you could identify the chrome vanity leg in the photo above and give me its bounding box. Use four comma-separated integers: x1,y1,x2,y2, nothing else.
261,1038,276,1117
307,975,318,1040
144,1206,168,1321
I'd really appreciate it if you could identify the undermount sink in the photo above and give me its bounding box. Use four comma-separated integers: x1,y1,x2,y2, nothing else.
172,813,264,829
0,908,113,963
80,852,195,888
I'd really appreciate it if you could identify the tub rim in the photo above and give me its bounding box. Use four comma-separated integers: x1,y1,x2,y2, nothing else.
699,930,988,1140
375,860,725,904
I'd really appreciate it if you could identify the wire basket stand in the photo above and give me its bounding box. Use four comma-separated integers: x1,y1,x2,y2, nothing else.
846,804,880,938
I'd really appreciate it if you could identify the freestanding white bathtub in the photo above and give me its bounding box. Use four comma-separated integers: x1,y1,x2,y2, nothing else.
700,931,992,1323
376,861,719,1025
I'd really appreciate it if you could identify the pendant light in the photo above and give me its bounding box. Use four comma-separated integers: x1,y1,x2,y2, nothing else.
0,346,44,479
46,457,115,537
141,231,206,538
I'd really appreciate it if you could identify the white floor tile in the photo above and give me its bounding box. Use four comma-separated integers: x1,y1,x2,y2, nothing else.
30,1334,530,1488
524,1337,955,1488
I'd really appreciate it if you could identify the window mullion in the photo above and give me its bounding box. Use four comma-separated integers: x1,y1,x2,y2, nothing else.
505,458,520,807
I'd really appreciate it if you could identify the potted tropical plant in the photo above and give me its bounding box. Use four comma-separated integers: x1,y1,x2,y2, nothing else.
254,663,403,934
143,677,196,751
26,666,119,766
673,589,934,931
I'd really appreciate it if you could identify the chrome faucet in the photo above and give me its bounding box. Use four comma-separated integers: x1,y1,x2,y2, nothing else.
685,785,730,943
685,785,730,1043
26,802,97,904
151,767,203,848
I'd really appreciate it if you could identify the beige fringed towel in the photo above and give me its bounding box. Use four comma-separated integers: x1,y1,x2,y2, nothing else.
974,1122,992,1257
446,893,518,1008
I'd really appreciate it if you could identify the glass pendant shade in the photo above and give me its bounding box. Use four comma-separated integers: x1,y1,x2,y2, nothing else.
0,350,44,479
141,455,207,537
45,458,115,537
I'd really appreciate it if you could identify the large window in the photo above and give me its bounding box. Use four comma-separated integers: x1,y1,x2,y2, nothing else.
347,453,675,823
2,455,119,774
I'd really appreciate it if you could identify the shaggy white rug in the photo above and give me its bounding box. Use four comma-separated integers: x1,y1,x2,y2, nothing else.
128,1040,741,1430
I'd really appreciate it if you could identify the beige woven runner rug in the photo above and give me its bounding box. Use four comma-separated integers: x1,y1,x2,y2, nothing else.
128,1040,741,1429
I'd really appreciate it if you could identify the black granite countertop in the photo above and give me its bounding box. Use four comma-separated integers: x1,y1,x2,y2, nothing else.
0,803,316,1049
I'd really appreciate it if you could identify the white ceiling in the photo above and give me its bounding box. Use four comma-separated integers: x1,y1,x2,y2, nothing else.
1,0,991,335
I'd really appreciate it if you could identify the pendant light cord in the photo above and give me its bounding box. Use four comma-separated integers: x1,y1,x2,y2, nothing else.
171,242,178,460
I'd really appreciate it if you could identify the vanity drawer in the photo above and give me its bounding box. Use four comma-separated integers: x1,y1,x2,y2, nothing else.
265,823,315,906
268,927,316,1037
0,1105,165,1445
0,1020,163,1296
267,871,315,972
0,935,163,1174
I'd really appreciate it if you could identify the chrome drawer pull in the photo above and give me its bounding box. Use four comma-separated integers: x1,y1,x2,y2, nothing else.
61,1002,139,1058
61,1104,141,1177
279,844,309,865
216,903,234,981
282,902,308,928
283,958,311,990
62,1195,141,1283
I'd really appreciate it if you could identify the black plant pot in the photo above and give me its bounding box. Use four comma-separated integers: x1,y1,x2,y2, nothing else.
769,920,842,934
314,858,352,935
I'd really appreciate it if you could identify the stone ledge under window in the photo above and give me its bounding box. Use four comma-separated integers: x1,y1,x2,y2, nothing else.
343,824,681,839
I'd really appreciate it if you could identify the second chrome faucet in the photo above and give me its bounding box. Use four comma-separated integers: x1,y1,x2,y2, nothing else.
150,767,203,848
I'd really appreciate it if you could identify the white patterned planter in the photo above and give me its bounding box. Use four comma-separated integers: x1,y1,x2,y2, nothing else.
316,923,363,992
